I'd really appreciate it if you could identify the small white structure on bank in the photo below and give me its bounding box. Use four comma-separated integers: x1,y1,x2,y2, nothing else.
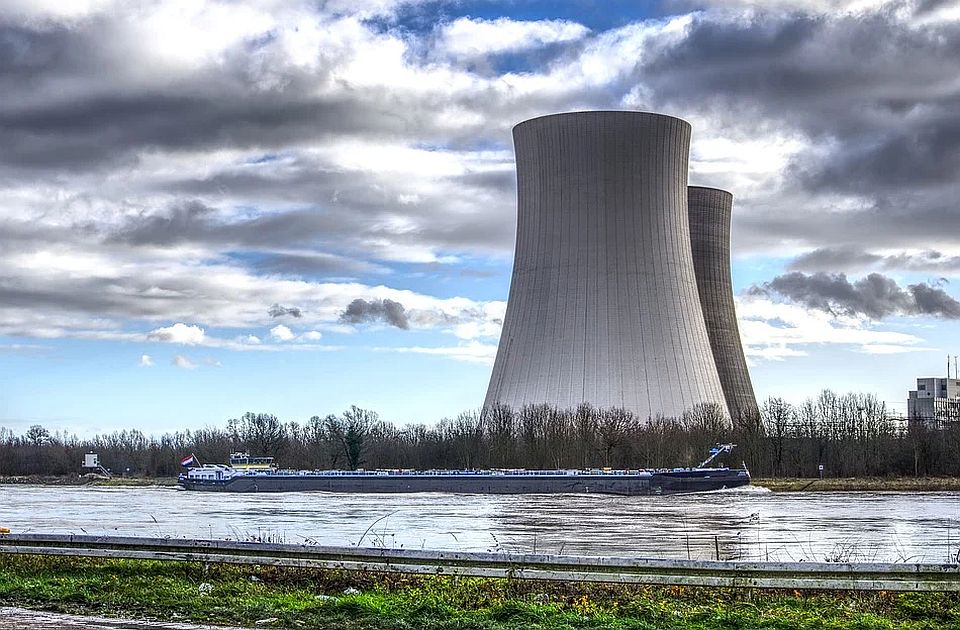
81,452,111,477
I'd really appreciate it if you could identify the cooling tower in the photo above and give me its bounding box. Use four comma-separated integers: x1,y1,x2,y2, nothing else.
688,186,759,422
484,111,728,419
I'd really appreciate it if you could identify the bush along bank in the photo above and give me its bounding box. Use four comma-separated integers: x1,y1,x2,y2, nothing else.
6,391,960,481
0,555,958,629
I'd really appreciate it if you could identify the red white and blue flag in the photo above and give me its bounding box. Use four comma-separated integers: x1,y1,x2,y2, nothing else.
180,454,198,468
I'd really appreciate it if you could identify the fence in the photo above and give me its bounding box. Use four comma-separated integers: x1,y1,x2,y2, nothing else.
2,533,959,591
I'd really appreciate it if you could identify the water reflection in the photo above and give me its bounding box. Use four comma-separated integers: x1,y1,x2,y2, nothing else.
1,485,958,563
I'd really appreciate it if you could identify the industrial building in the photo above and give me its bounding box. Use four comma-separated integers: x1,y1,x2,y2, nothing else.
484,111,754,420
907,376,960,426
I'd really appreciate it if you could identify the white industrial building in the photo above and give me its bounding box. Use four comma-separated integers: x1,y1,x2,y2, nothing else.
907,376,960,425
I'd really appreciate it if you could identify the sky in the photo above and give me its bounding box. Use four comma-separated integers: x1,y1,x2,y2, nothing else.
2,0,960,436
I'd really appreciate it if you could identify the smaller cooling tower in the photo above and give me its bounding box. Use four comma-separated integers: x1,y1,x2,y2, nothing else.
688,186,759,422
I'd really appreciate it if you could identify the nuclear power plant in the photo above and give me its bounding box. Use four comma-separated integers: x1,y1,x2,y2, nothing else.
484,111,757,421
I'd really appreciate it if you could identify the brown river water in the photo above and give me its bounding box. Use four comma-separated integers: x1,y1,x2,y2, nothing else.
1,485,959,562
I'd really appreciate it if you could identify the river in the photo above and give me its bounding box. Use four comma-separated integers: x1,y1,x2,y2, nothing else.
1,485,958,563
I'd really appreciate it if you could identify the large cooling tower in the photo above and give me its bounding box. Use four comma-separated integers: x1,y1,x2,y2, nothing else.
484,111,728,419
688,186,759,422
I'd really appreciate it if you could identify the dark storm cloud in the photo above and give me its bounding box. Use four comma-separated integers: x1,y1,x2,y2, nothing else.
637,5,960,253
0,274,191,320
735,188,960,254
914,0,957,15
254,253,387,277
788,248,884,273
789,248,960,274
4,0,960,343
113,200,218,246
881,251,960,274
0,90,401,173
110,202,365,253
645,8,960,138
108,156,517,258
797,111,960,194
267,304,303,318
340,298,409,329
751,272,960,319
0,16,503,176
643,8,960,178
911,282,960,318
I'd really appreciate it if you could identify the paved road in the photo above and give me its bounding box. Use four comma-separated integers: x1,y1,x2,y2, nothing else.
0,608,265,629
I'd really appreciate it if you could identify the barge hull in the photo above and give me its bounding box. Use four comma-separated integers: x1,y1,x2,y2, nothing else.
179,469,749,495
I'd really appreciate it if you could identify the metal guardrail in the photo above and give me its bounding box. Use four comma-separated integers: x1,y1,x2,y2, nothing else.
1,533,959,591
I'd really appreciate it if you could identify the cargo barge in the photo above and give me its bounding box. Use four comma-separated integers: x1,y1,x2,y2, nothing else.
177,446,749,495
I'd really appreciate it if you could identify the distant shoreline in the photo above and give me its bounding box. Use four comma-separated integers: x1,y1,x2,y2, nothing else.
0,475,178,487
754,477,960,492
2,475,958,492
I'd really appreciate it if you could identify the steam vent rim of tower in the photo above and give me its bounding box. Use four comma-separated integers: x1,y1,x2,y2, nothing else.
688,185,734,200
512,110,693,134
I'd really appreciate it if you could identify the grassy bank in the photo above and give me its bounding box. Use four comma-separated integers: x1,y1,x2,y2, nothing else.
0,475,178,487
0,555,957,629
755,477,960,492
93,476,179,487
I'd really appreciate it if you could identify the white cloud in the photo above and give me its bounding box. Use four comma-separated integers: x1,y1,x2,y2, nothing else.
437,17,589,58
685,0,899,14
172,354,196,369
147,323,206,345
737,295,927,360
0,0,117,22
0,343,49,354
857,344,937,355
2,0,958,382
139,354,154,367
381,340,499,365
127,1,276,70
269,324,295,341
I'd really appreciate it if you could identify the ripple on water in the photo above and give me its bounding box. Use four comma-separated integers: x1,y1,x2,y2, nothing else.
2,485,960,562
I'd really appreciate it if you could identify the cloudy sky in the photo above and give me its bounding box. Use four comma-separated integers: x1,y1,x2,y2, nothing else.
2,0,960,435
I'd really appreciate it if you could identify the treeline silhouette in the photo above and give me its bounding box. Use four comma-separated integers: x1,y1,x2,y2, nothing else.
1,390,957,478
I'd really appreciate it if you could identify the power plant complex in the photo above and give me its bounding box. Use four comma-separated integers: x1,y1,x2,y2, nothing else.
484,111,758,421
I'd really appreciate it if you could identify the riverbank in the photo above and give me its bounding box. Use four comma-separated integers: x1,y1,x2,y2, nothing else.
0,475,178,487
0,555,956,629
755,477,960,492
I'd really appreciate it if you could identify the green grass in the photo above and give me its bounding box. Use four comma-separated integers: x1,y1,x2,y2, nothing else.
1,555,958,629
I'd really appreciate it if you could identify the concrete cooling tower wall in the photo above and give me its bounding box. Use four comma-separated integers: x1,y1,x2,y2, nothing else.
687,186,759,422
484,111,728,419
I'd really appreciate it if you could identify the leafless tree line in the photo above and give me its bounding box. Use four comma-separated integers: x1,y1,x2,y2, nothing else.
1,391,957,478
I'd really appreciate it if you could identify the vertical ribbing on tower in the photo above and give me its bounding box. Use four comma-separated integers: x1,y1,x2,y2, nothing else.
484,111,728,419
688,186,759,422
